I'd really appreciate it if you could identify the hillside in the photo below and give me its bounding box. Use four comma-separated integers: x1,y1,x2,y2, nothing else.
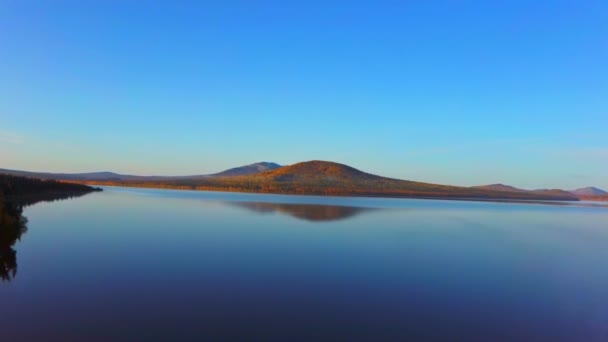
474,184,583,199
82,160,579,201
211,162,282,177
578,195,608,202
534,189,581,198
0,168,128,181
570,187,608,196
471,184,527,193
0,168,187,182
258,161,383,181
0,162,282,181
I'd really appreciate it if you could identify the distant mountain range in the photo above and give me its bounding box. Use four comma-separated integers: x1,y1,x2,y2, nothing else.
0,169,128,181
30,160,578,201
473,184,608,201
2,160,605,202
569,187,608,196
0,162,282,182
472,184,580,199
471,184,528,193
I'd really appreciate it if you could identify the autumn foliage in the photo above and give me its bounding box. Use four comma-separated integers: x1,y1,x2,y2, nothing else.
77,161,578,201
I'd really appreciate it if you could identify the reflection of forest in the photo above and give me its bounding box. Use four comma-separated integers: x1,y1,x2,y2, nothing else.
0,195,96,282
231,201,378,222
0,200,27,281
0,174,101,282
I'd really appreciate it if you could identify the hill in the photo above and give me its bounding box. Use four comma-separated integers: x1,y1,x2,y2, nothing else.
0,168,128,181
211,162,282,177
82,160,579,201
534,189,582,198
570,187,608,196
259,161,382,181
578,194,608,202
0,162,282,181
474,184,584,199
471,184,528,193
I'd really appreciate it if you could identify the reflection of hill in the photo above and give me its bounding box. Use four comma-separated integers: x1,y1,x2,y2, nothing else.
230,201,378,222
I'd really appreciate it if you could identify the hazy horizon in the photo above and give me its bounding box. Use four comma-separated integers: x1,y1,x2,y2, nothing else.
1,1,606,190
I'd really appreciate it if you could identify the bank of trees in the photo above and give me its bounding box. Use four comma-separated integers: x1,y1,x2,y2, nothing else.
0,174,101,282
0,174,101,206
83,174,578,201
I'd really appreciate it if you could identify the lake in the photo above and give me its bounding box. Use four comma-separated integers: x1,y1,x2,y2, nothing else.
2,186,608,341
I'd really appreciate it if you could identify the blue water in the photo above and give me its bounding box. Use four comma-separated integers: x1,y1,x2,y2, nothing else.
2,186,608,341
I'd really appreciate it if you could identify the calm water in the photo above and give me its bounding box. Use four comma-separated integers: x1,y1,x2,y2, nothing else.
2,186,608,341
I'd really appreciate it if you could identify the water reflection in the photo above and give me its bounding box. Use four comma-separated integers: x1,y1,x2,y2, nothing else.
469,198,608,208
0,193,92,282
0,201,27,281
230,201,380,222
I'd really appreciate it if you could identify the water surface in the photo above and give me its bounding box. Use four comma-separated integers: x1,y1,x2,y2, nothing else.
2,186,608,341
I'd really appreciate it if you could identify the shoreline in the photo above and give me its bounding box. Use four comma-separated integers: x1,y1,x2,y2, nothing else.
81,182,599,207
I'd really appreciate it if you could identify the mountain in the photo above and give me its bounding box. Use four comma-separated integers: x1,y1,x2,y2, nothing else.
569,187,608,196
258,160,382,181
473,184,582,199
0,168,129,181
471,184,528,193
85,160,578,201
2,161,582,201
211,162,282,177
577,194,608,202
533,189,582,197
0,162,281,181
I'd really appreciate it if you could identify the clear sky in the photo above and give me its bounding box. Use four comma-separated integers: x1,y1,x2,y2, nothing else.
1,1,606,190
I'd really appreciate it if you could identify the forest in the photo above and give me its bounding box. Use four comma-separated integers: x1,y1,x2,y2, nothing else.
0,174,101,281
0,174,101,206
0,200,26,281
76,161,579,202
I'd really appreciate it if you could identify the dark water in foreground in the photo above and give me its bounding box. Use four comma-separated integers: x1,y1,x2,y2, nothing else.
2,187,608,341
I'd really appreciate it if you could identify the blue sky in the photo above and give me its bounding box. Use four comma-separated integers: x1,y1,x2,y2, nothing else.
1,1,606,189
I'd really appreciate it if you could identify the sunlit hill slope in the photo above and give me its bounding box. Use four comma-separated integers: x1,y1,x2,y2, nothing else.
75,160,579,201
